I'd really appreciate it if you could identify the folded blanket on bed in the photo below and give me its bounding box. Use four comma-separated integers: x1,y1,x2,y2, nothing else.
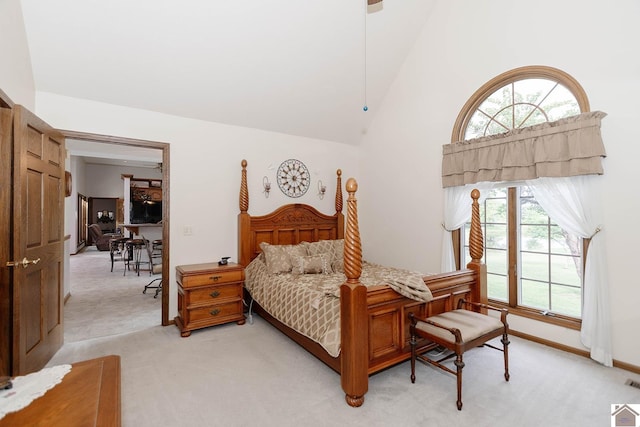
245,255,432,357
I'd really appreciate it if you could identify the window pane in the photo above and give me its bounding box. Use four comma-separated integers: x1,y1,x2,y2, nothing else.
521,252,548,281
550,254,581,286
520,198,547,224
485,198,507,223
486,248,507,275
538,84,580,121
488,273,508,302
513,78,557,105
486,107,512,135
465,110,490,140
551,284,582,317
517,107,547,128
521,279,549,310
521,224,550,252
479,84,512,117
550,225,577,255
486,224,507,250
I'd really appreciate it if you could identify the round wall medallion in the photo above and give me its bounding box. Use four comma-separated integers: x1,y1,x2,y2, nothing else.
277,159,310,198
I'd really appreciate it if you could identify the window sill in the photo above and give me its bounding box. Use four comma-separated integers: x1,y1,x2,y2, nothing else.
488,300,582,331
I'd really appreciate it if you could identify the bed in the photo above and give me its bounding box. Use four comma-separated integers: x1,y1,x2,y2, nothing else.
237,160,487,407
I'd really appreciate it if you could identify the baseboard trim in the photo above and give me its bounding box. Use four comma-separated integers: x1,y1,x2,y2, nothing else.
511,329,640,375
64,292,71,304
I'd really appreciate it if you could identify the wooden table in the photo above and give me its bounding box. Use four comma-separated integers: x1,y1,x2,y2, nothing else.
0,355,121,426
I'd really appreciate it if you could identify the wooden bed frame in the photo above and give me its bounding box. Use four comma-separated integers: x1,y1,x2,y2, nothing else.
237,160,487,407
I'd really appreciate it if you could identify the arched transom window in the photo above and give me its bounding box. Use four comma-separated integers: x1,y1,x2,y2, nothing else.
453,65,589,142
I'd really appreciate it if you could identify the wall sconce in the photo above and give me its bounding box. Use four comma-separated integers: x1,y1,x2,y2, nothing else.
317,180,326,200
263,176,271,198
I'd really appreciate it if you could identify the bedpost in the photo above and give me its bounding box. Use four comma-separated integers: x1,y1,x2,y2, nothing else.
340,178,368,407
238,159,251,266
466,189,488,306
335,169,344,239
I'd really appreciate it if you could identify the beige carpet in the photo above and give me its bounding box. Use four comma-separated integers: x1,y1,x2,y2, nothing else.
51,264,639,427
65,245,161,343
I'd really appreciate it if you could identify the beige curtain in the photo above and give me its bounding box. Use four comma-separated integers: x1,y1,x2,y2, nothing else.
442,111,607,188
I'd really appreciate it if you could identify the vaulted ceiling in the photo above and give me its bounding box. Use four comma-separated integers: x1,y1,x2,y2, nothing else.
20,0,434,145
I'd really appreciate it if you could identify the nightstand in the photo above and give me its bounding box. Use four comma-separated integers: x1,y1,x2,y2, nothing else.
175,262,246,337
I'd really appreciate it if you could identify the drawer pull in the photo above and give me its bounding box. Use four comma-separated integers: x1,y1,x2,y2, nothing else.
209,290,220,298
210,275,222,281
210,309,221,316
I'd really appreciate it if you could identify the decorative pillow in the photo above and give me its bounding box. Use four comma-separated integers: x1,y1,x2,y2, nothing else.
332,239,344,273
307,239,344,273
291,254,332,275
259,242,307,274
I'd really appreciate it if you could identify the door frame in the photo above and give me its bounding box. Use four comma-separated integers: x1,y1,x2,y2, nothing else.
0,90,14,376
60,130,170,326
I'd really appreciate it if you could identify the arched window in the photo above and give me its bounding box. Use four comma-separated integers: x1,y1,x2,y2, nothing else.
452,65,589,142
453,66,590,326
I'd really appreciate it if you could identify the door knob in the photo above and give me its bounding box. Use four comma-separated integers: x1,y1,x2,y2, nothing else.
5,257,41,268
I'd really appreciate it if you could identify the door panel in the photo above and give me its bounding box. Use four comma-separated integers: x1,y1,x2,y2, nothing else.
12,105,65,375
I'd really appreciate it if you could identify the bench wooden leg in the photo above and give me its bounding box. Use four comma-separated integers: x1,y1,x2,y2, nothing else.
502,332,510,381
454,354,465,410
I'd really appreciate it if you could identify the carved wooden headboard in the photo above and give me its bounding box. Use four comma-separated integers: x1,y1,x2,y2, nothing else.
237,160,345,267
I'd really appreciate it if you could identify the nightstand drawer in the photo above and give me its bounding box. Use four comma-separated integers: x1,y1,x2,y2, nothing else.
180,269,244,288
175,262,247,337
189,301,243,323
188,283,242,305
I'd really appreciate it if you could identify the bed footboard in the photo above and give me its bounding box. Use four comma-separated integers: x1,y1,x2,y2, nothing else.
365,269,478,374
340,182,486,407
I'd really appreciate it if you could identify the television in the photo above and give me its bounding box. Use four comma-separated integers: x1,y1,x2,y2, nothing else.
130,201,162,224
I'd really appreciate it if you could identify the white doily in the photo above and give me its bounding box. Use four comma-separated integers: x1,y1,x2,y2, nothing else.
0,364,72,420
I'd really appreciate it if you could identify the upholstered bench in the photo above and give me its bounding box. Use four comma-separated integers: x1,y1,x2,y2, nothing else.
409,299,510,410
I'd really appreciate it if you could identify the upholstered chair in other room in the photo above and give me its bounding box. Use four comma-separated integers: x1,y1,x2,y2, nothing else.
88,224,121,251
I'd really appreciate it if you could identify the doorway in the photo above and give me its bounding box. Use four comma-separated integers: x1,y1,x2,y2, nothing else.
62,130,170,327
77,193,88,249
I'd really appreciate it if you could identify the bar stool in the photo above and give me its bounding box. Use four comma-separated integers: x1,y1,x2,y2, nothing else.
152,239,163,255
124,238,146,276
143,236,163,298
109,237,128,272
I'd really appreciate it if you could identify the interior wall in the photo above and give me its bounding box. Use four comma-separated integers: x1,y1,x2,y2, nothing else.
35,92,360,324
84,163,162,198
0,0,35,109
67,156,87,254
359,0,640,366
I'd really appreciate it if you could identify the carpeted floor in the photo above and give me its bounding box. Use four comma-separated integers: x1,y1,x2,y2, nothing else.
54,249,639,426
65,245,161,343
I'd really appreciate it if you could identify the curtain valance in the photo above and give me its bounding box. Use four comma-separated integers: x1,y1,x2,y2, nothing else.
442,111,607,188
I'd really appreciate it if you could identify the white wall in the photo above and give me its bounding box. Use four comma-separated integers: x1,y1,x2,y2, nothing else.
0,0,35,108
34,92,360,325
85,163,162,198
360,0,640,366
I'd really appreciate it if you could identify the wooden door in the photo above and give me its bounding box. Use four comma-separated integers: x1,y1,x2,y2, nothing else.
0,94,13,376
10,105,65,375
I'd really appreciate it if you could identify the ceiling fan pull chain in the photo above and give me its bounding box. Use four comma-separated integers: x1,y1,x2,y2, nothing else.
363,0,368,112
